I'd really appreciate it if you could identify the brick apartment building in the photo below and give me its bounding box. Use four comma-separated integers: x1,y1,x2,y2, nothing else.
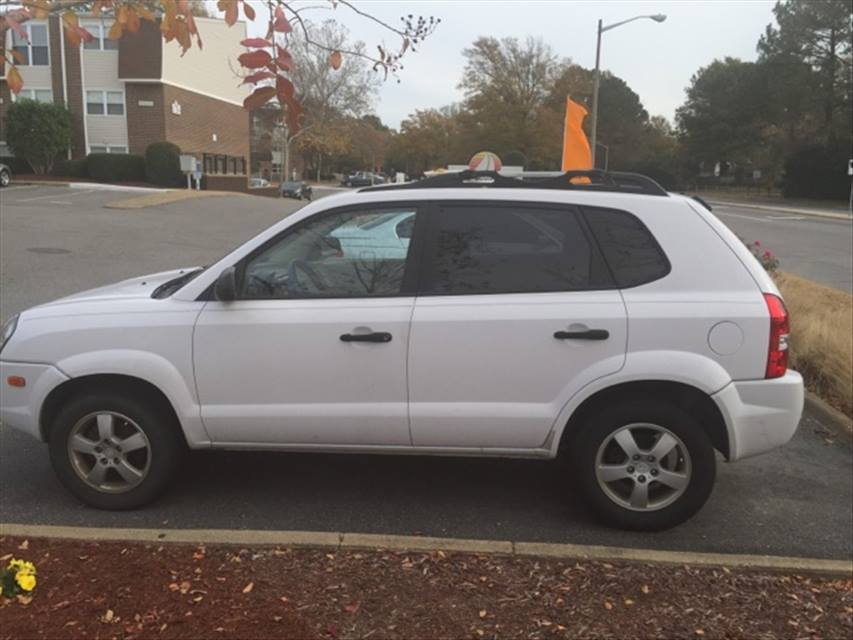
0,15,250,178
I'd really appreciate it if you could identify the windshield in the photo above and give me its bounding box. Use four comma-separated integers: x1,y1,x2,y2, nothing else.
282,181,301,189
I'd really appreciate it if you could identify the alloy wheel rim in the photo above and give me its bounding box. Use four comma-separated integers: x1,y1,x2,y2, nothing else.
67,411,151,494
594,422,691,512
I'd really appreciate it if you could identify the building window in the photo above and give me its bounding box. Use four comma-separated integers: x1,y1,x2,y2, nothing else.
89,145,128,154
86,90,125,116
81,21,119,51
12,88,53,103
10,22,49,66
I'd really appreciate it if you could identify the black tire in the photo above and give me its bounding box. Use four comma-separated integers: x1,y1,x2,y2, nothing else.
48,391,184,510
0,169,10,188
572,400,716,531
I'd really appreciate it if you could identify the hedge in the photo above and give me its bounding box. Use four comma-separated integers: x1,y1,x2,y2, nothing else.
86,153,146,183
54,158,87,178
145,141,183,187
0,156,35,174
782,143,850,201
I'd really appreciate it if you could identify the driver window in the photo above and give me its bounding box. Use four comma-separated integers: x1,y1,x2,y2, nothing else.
241,208,418,299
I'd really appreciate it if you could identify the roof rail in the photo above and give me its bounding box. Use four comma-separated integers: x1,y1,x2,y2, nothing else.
360,169,669,197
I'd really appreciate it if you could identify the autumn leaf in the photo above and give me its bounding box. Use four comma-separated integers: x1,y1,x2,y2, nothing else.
241,38,271,48
126,7,141,33
276,75,295,101
18,539,29,550
10,49,26,64
242,0,256,21
273,6,292,33
4,16,28,41
238,50,273,69
329,50,343,70
24,0,51,19
344,602,360,614
275,49,294,71
242,581,254,594
108,20,124,41
218,0,238,26
242,70,275,85
243,86,276,110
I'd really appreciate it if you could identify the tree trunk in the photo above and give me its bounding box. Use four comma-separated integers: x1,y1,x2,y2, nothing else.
316,153,322,183
824,28,837,142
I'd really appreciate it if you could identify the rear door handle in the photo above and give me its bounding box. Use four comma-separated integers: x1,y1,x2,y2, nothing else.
340,332,392,343
554,329,609,341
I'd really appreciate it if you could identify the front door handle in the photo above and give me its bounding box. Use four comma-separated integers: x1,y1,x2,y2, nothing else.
340,332,392,343
554,329,609,341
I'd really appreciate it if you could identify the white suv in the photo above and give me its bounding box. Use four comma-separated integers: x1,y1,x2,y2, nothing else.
0,171,803,530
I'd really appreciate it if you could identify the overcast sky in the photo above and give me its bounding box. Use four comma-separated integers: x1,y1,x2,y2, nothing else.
238,0,778,129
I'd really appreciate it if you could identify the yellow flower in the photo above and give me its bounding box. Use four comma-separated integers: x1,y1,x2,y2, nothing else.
8,559,35,575
15,572,36,592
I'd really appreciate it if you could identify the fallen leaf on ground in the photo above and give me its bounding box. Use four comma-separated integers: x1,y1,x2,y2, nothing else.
18,540,28,550
242,582,254,594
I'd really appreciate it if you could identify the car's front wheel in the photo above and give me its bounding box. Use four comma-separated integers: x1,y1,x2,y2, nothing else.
0,169,10,187
48,391,184,509
573,401,716,530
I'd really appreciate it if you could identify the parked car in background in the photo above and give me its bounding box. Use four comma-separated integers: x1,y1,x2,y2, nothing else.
0,170,803,531
249,177,270,189
342,172,386,187
280,180,313,201
0,163,11,187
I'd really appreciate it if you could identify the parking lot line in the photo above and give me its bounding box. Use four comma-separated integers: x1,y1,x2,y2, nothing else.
13,189,96,203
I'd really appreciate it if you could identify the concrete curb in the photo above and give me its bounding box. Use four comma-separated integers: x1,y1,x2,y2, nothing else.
68,182,169,193
707,199,852,221
805,390,853,446
2,524,850,577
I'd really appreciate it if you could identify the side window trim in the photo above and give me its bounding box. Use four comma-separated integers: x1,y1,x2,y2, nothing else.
216,202,426,301
580,205,671,288
416,199,616,297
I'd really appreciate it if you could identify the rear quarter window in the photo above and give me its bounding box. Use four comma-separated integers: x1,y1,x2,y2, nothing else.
582,207,670,288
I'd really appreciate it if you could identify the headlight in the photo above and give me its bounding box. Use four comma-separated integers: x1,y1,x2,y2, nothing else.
0,314,19,354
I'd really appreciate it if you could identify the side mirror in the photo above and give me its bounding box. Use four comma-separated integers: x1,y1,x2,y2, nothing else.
214,266,237,301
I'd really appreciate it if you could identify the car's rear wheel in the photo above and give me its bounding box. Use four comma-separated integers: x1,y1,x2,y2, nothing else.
48,391,183,509
573,401,716,530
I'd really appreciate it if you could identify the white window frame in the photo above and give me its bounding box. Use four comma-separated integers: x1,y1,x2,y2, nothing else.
9,21,50,66
85,89,126,116
80,20,119,52
88,144,128,154
11,88,54,103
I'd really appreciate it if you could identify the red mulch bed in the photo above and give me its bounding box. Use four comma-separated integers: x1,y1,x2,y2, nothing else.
1,536,850,639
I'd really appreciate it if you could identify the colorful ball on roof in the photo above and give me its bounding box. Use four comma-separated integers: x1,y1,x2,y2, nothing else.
468,151,502,172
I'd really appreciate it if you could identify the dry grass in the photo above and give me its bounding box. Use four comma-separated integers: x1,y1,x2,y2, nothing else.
775,271,853,418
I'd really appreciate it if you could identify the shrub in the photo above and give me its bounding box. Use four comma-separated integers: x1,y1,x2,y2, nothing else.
781,143,850,200
4,99,72,174
145,142,182,187
744,239,779,272
54,158,88,178
0,156,34,174
86,153,145,182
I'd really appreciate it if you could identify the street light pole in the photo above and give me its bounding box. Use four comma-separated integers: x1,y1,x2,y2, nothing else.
590,13,666,168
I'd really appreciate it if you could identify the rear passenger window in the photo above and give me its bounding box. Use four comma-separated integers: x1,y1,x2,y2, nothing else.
423,204,610,295
583,207,670,287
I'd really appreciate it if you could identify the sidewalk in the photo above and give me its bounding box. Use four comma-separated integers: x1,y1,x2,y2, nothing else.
1,534,850,639
690,191,852,220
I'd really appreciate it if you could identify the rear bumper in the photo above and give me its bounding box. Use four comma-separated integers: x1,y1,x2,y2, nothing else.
713,370,804,461
0,360,68,441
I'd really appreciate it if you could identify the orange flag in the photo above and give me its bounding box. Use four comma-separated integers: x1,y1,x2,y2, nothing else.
561,97,592,171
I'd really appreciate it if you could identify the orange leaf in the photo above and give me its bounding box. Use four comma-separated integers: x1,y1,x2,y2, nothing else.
329,50,342,70
62,10,80,30
23,0,51,19
136,5,156,22
241,38,271,48
242,0,255,21
243,86,276,110
238,50,272,69
7,66,24,95
223,1,238,26
10,49,26,64
5,16,29,41
117,4,130,24
126,7,141,33
242,581,254,594
78,26,96,44
108,20,124,41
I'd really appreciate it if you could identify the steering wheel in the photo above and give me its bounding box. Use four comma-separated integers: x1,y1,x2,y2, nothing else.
287,259,328,295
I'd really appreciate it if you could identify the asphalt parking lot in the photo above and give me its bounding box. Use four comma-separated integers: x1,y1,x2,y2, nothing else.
1,184,851,561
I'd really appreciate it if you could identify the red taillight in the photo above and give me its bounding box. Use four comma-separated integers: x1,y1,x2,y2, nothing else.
763,293,789,379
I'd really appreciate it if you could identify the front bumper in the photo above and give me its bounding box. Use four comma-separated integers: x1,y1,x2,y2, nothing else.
713,370,804,461
0,361,69,441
